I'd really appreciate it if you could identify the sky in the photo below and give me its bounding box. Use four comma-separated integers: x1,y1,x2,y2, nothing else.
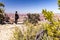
0,0,59,13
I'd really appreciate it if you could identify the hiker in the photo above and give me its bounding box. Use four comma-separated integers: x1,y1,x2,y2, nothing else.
15,11,19,24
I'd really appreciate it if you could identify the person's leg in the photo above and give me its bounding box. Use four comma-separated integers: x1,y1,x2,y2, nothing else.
15,19,17,24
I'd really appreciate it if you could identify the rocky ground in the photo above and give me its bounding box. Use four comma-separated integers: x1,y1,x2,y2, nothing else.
0,24,27,40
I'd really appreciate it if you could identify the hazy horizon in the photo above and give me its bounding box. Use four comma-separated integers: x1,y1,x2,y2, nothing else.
0,0,60,13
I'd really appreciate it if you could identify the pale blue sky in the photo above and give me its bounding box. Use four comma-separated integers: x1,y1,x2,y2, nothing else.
0,0,59,13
